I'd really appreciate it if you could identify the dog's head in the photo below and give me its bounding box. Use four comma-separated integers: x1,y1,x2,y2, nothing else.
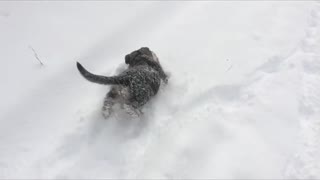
125,47,159,67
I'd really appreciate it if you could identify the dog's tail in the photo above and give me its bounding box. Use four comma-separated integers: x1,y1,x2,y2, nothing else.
76,62,127,85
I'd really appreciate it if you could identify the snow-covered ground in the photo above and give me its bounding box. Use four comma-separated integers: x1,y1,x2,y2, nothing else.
1,1,320,179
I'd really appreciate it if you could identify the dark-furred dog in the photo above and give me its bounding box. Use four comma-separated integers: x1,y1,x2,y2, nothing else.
76,47,168,118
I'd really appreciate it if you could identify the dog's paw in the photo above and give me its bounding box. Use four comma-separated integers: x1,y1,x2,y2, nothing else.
102,108,112,119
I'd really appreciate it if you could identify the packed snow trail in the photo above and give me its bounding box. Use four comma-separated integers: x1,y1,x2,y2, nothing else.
0,1,320,179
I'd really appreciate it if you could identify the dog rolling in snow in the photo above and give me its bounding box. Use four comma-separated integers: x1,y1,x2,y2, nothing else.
76,47,168,118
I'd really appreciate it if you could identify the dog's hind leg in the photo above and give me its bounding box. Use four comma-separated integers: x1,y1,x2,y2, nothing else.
102,87,119,119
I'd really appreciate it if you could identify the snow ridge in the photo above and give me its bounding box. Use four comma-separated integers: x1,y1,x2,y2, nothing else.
285,2,320,178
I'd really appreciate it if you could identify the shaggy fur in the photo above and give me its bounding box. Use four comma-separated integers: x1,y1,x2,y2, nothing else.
76,47,168,118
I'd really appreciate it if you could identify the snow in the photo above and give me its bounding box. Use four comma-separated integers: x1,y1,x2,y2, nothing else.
0,1,320,179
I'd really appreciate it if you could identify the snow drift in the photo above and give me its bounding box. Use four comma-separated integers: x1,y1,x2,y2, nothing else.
0,1,320,179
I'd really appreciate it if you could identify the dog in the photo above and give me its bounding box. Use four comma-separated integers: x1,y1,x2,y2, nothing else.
76,47,168,118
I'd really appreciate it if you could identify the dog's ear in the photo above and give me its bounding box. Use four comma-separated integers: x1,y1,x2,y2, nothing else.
125,54,131,64
125,50,141,65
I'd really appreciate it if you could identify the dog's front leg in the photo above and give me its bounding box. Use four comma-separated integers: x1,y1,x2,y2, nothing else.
123,102,142,119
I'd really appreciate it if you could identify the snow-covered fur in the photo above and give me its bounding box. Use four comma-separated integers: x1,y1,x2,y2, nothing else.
76,47,168,118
